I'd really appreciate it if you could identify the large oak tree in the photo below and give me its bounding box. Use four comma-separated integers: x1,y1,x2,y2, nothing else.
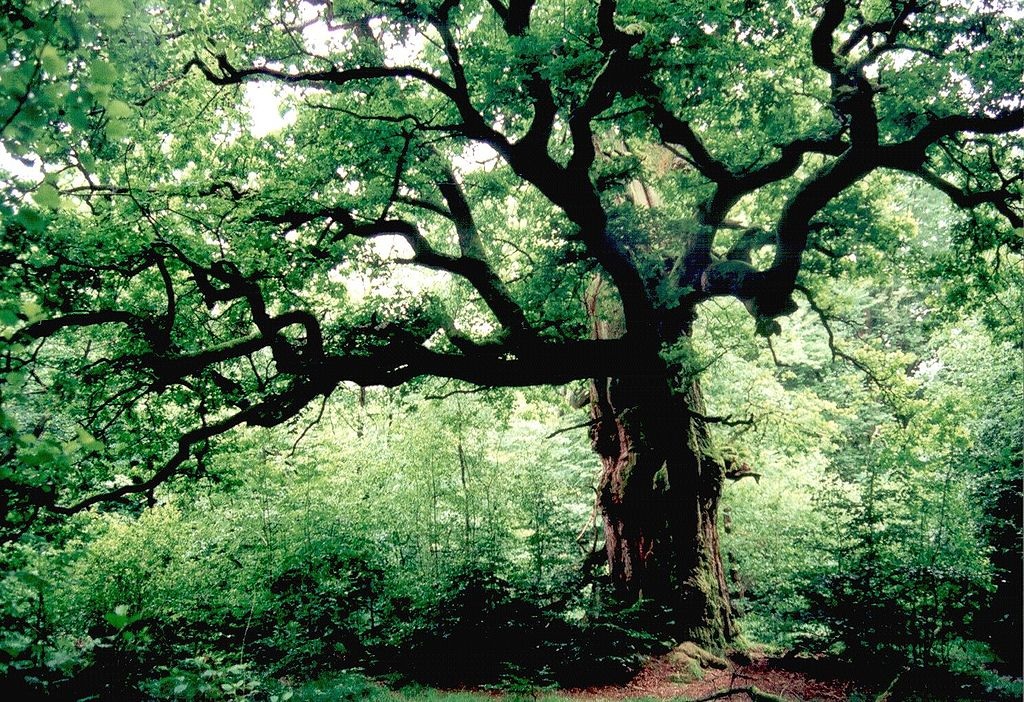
1,0,1021,644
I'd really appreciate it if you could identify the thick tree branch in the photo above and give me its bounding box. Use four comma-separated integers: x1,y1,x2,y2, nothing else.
154,255,176,352
731,105,1022,320
649,101,733,184
141,335,275,388
733,134,849,192
435,172,532,338
518,73,558,153
566,1,641,177
505,0,536,36
12,310,147,344
915,169,1023,228
810,0,846,75
48,380,324,515
254,197,531,338
185,54,460,103
323,337,644,388
395,195,451,219
810,0,880,146
427,9,513,146
878,110,1024,172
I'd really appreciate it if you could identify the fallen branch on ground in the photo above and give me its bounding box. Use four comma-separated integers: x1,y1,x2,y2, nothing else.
692,685,790,702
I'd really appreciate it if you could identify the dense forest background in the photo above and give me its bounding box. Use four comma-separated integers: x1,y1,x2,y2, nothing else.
1,0,1022,700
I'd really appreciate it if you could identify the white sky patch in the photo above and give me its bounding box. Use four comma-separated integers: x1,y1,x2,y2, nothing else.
370,18,427,67
0,143,43,181
245,82,297,137
303,19,353,55
913,357,944,381
371,234,416,260
328,234,441,303
453,141,500,174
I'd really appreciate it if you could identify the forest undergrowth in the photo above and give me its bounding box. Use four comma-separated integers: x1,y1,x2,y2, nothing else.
2,305,1021,701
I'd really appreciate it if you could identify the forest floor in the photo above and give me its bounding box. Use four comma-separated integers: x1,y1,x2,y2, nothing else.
561,646,868,701
353,646,1021,702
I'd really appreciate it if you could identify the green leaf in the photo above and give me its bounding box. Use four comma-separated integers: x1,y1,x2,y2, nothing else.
19,445,57,467
66,106,90,130
40,45,65,76
21,299,45,322
15,571,47,589
4,372,26,391
78,151,97,171
105,99,132,119
105,611,129,629
45,650,76,670
14,209,47,233
88,0,126,27
0,633,33,657
0,307,18,326
32,182,61,210
104,604,138,629
88,59,117,87
105,118,129,140
76,426,105,453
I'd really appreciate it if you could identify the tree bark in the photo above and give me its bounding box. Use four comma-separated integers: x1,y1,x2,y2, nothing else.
586,280,734,646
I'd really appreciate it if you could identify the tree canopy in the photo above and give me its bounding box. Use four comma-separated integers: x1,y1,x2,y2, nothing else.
1,3,1024,695
1,0,1021,534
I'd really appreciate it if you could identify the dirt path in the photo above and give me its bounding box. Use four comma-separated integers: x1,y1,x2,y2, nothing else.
563,648,865,701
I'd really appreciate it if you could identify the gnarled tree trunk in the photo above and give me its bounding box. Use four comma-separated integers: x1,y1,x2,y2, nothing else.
586,280,734,646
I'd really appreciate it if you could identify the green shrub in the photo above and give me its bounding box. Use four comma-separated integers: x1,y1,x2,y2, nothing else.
801,562,989,666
